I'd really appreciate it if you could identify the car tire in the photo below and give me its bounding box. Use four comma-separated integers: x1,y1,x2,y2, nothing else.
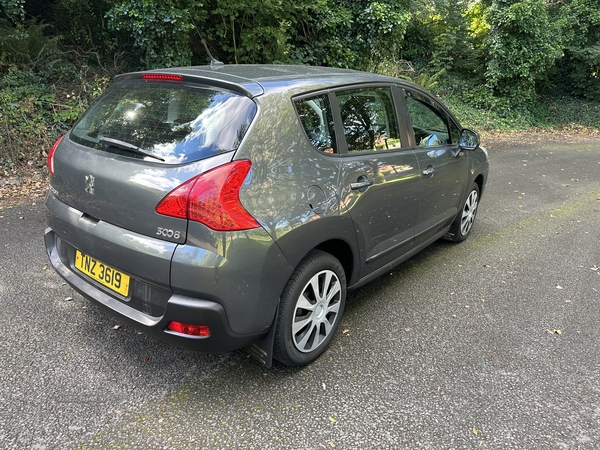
447,182,479,243
273,250,346,366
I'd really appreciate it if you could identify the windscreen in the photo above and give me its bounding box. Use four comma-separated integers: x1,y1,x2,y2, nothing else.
70,80,257,164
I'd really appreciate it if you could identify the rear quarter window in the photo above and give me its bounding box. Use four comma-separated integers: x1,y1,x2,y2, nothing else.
70,80,257,164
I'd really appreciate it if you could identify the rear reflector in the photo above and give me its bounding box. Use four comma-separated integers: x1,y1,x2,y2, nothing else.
167,321,210,337
142,74,184,82
47,134,65,176
156,160,261,232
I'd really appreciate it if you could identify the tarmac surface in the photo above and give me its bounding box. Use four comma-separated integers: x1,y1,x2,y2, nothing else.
1,137,599,449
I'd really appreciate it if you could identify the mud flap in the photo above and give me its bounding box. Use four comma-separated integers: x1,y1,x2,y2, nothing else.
244,306,278,368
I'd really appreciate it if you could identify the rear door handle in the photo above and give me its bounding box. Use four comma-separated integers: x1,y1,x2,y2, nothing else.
351,176,374,191
422,165,435,177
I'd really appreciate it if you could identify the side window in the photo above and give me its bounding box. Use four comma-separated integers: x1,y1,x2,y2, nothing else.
295,95,337,154
336,87,401,153
406,96,450,147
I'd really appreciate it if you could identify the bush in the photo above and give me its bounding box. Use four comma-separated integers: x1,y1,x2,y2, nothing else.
0,19,61,71
0,64,108,173
564,46,600,101
436,71,600,131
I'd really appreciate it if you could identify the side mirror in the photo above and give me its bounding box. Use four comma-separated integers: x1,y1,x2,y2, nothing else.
458,129,480,151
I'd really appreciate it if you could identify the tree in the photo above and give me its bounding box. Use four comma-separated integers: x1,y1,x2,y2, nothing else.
551,0,600,100
484,0,563,102
106,0,198,68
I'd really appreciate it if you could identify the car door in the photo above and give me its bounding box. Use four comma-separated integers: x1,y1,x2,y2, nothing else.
403,90,469,245
334,85,421,277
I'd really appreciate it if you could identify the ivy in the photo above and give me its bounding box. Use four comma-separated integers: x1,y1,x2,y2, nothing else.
485,0,563,102
0,0,25,24
106,0,200,68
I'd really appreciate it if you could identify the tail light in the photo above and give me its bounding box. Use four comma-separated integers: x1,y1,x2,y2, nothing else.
47,135,65,175
155,160,260,231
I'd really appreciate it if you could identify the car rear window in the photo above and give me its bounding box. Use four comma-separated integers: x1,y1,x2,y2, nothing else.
70,80,257,164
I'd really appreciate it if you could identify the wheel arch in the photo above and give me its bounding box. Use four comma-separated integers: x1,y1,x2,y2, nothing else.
273,215,361,287
474,173,485,197
314,239,354,286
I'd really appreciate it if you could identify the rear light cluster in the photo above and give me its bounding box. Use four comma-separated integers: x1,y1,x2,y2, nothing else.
167,321,210,337
156,160,260,232
47,135,65,175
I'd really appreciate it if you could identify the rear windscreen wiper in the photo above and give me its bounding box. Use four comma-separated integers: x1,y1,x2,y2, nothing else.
98,136,165,162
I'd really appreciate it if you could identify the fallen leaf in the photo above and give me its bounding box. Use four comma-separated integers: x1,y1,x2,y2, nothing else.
329,416,337,423
473,427,478,435
342,328,350,334
546,329,562,335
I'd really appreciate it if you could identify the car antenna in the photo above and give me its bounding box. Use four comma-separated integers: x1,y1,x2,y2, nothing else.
188,12,224,67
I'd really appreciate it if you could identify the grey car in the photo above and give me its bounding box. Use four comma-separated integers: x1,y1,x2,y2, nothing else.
44,65,489,367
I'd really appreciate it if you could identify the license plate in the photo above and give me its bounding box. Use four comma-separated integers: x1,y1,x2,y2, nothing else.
75,250,130,297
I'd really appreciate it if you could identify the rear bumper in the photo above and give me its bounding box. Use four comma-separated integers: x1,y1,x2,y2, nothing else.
45,228,267,352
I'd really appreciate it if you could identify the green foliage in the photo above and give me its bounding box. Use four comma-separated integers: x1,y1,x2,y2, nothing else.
553,0,600,48
485,0,563,102
438,71,600,131
1,0,599,172
563,46,600,100
401,1,482,74
0,66,108,170
198,0,413,70
549,0,600,101
106,0,198,68
204,0,309,65
0,19,62,70
355,1,412,70
49,0,134,74
287,2,355,67
0,0,25,24
0,69,50,169
396,68,447,91
427,2,473,72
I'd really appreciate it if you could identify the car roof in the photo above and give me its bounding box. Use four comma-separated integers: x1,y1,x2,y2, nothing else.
116,64,404,98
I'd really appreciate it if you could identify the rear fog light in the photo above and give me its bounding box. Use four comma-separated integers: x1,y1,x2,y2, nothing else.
167,321,210,337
